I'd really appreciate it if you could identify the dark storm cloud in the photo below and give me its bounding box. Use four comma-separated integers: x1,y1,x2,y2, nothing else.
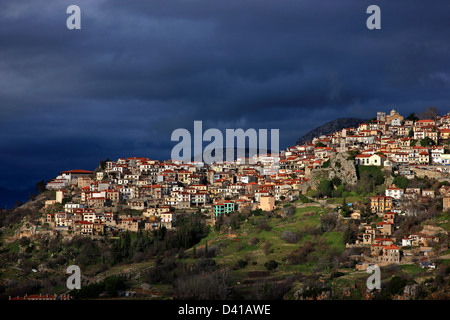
0,0,449,191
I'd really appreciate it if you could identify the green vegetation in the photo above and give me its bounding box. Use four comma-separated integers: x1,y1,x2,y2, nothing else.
1,160,449,301
316,179,333,197
298,193,313,203
355,165,385,193
347,150,360,160
321,159,331,168
313,177,346,199
387,276,408,295
420,137,435,147
393,175,409,190
70,275,126,299
405,113,419,121
99,158,111,170
315,142,326,148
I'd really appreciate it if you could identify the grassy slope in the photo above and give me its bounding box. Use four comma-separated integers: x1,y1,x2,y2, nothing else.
198,206,345,278
3,191,449,299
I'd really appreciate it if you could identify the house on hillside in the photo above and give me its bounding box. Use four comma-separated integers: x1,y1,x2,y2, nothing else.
214,200,235,216
370,196,393,213
355,153,386,166
385,185,404,200
260,196,275,211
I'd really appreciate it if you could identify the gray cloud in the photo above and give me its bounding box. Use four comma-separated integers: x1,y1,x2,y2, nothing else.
0,0,449,190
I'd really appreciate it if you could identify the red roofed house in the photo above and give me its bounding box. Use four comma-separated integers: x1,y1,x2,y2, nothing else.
74,220,93,236
379,244,400,264
439,128,450,140
371,237,400,264
60,169,94,185
385,185,404,199
355,153,386,166
415,119,436,128
119,218,140,232
376,221,393,236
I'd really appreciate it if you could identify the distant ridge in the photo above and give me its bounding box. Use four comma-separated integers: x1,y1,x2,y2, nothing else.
296,117,368,146
0,186,35,209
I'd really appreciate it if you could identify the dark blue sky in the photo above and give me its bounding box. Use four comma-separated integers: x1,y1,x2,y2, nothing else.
0,0,449,193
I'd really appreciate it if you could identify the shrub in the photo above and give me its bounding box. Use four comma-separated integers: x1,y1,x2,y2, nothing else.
103,275,126,296
280,206,295,219
252,278,294,300
71,282,105,299
316,179,333,198
235,259,248,269
263,242,273,255
356,166,385,193
257,220,272,232
286,242,315,265
18,237,31,247
299,194,312,203
252,209,264,216
387,276,408,295
321,159,331,168
330,271,345,279
320,212,339,232
264,260,279,271
281,231,301,244
393,176,409,190
174,269,231,300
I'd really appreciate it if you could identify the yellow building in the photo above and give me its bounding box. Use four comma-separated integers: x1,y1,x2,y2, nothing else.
260,196,275,212
370,196,393,213
386,109,404,126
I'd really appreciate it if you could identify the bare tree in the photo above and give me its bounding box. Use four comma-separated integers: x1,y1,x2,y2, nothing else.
320,212,339,232
174,269,231,300
417,106,440,120
281,230,301,244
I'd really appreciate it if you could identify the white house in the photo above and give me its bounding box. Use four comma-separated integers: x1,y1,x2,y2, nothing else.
64,203,85,213
402,237,413,247
430,146,444,164
59,169,94,185
390,117,403,126
355,153,386,166
442,154,450,165
385,186,404,200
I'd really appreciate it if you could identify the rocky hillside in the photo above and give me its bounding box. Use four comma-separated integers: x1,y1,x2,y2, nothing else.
296,118,368,146
307,152,358,189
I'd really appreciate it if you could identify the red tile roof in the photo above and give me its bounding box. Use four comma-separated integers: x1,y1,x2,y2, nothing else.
60,169,94,174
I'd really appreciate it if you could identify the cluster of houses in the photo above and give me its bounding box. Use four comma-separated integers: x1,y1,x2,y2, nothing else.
42,159,300,236
38,109,449,257
348,184,444,268
303,109,450,169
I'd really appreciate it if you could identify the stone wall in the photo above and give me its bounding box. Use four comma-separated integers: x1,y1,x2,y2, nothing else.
412,167,450,181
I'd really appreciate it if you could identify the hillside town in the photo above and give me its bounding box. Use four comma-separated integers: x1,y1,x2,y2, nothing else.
31,108,450,272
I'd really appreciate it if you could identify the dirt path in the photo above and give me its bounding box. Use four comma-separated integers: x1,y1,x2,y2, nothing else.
439,253,450,260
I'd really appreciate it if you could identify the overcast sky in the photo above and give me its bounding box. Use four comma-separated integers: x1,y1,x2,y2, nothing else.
0,0,449,191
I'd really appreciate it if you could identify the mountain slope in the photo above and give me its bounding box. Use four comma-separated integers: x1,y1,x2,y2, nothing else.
0,186,35,209
296,118,368,146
